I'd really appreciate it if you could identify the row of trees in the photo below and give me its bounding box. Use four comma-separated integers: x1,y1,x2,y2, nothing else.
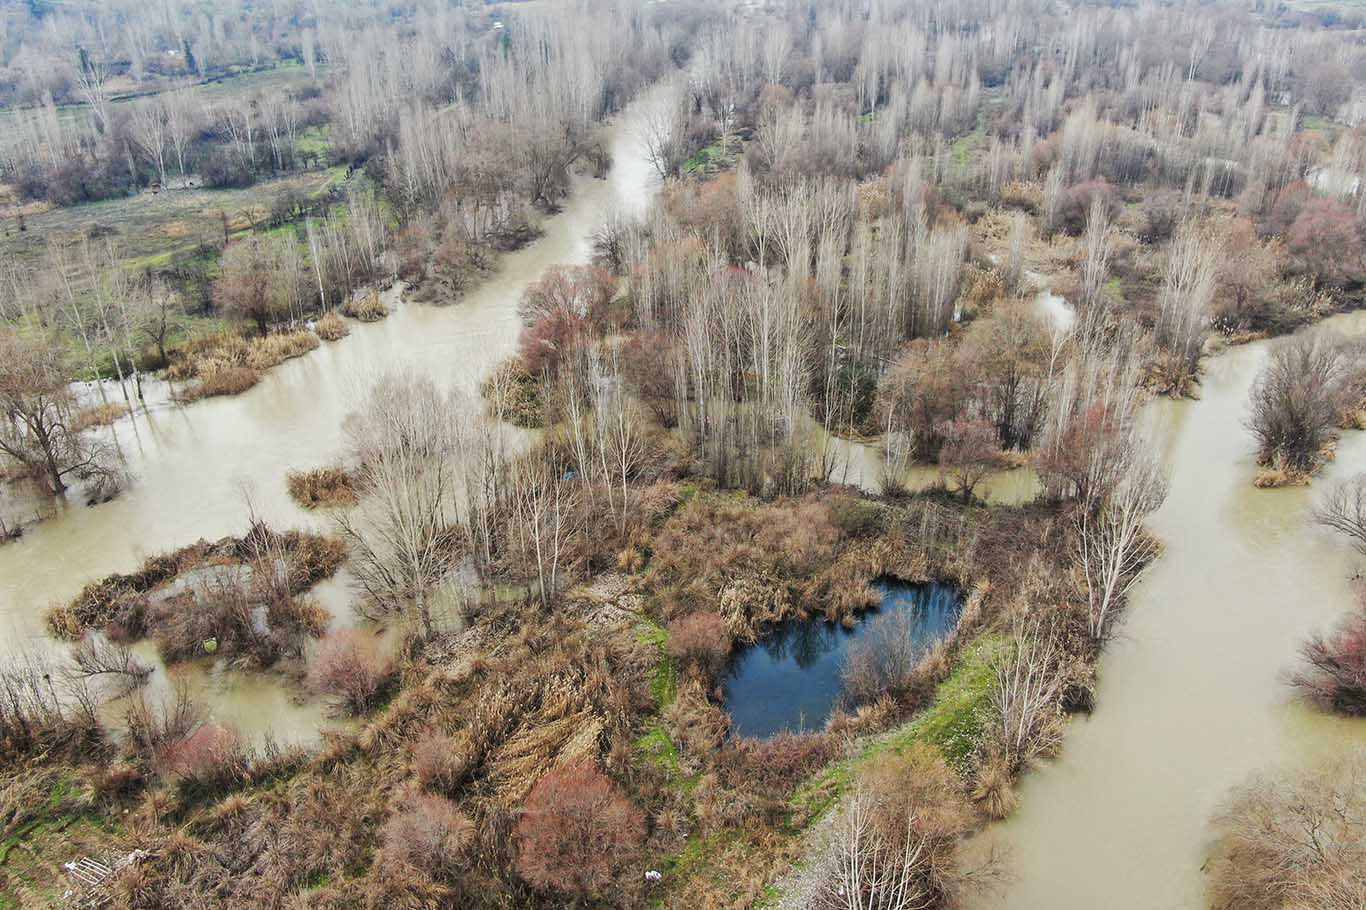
0,74,331,205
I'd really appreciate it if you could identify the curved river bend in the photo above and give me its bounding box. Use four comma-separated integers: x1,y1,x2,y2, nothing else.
0,92,664,744
970,315,1366,909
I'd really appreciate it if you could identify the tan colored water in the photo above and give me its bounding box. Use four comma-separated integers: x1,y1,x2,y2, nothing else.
970,313,1366,909
0,92,663,744
819,430,1041,505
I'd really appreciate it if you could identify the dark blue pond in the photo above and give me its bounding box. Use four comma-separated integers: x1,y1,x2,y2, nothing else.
722,581,962,739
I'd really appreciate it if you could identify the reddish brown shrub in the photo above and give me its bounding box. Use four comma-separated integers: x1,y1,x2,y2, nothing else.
519,264,618,328
877,339,974,461
1288,197,1364,289
379,792,475,879
1061,177,1118,233
157,722,242,779
307,630,396,716
667,612,732,676
1033,401,1122,500
1292,606,1366,715
515,761,645,901
620,331,680,427
518,308,588,377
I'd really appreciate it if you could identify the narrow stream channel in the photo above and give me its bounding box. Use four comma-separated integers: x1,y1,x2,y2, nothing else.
0,90,664,743
969,314,1366,909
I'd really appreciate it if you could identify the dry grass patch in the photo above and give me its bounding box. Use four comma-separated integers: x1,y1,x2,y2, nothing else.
70,401,130,432
287,465,359,509
344,290,389,322
168,330,319,401
316,310,350,341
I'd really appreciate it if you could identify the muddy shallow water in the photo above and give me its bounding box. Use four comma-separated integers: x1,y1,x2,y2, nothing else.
0,90,665,744
968,314,1366,910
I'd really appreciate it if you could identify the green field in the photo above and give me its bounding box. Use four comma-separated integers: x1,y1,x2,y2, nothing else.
0,167,346,273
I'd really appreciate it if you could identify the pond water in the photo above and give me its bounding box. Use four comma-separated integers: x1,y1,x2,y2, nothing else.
0,87,667,744
723,580,962,739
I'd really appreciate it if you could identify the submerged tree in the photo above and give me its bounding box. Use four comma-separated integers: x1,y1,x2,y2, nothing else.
1314,474,1366,555
0,328,115,496
938,417,1004,504
1247,330,1345,473
1208,751,1366,910
337,371,468,637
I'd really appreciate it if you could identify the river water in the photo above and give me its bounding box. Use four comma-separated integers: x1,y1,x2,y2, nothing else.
0,91,664,744
969,314,1366,909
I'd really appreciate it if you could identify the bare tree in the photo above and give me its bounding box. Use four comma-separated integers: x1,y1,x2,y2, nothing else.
815,745,985,910
640,79,692,180
1208,751,1366,910
842,608,941,708
133,278,184,368
1075,445,1167,645
992,618,1063,772
337,372,468,637
130,101,169,186
508,454,578,611
819,793,938,910
0,328,115,496
938,418,1005,504
1079,196,1111,312
164,84,197,178
1315,474,1366,555
214,239,283,336
73,49,112,134
1153,222,1217,392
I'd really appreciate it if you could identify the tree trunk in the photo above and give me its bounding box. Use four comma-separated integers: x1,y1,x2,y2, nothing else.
33,424,67,495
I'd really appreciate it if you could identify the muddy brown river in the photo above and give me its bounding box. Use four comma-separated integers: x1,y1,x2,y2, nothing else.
0,90,664,743
969,314,1366,909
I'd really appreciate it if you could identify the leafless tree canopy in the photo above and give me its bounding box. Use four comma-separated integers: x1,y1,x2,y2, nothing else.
1075,443,1168,646
1314,473,1366,555
1247,330,1348,473
0,327,119,496
1208,751,1366,910
338,371,471,636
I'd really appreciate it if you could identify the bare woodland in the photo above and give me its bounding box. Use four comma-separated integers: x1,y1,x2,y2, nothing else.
3,0,1366,908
